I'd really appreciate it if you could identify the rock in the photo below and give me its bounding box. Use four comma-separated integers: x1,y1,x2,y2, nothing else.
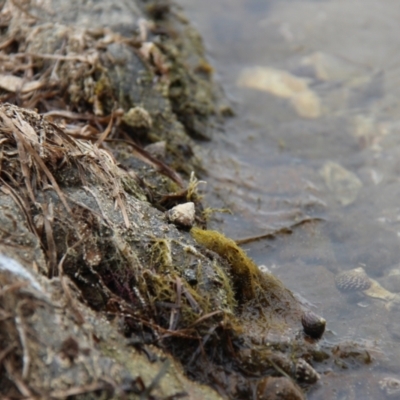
167,202,196,228
145,140,167,160
295,359,320,384
301,52,361,82
122,106,153,133
0,252,223,400
257,377,305,400
379,377,400,399
237,66,321,119
0,101,331,399
0,254,43,292
320,161,363,206
380,268,400,293
290,89,321,119
237,66,308,98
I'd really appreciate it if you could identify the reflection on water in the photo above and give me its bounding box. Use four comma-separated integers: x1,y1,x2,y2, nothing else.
177,0,400,398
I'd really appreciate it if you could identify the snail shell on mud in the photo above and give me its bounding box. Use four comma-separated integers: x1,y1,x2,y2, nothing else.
301,310,326,339
295,358,320,384
335,267,372,293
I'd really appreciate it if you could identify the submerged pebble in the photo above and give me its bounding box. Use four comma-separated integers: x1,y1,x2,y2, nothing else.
379,377,400,398
300,52,362,82
380,268,400,293
320,161,363,206
237,66,321,119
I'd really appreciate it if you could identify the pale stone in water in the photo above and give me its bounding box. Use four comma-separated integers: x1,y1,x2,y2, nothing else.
290,90,321,119
237,66,308,98
379,377,400,398
237,66,321,119
301,52,361,82
320,161,362,206
167,202,195,228
351,114,389,151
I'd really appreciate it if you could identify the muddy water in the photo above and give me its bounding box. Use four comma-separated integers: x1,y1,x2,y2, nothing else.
176,0,400,398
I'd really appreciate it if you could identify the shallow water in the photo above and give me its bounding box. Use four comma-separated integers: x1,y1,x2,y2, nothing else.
176,0,400,398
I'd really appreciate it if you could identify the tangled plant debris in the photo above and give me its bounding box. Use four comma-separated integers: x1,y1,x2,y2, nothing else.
0,1,379,399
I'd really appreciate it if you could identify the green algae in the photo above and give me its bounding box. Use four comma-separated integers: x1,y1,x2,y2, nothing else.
190,226,288,304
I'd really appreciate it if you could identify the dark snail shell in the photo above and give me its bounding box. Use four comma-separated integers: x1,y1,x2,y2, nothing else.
301,310,326,339
295,359,320,384
335,267,372,293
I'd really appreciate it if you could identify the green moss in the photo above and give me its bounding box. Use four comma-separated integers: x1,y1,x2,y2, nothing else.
149,238,173,274
211,260,236,310
190,227,285,304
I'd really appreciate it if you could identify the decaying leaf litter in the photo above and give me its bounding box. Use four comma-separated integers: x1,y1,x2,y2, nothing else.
0,0,379,399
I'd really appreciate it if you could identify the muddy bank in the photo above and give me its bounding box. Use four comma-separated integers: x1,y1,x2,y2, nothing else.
0,1,375,399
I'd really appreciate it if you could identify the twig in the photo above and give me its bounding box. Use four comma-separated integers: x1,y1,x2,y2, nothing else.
267,357,292,380
140,359,170,400
4,359,32,398
42,201,57,276
181,286,201,314
43,109,117,124
15,303,30,379
95,112,114,148
169,277,182,331
49,382,108,398
0,343,16,365
58,242,86,325
0,37,15,50
111,136,184,188
25,52,92,63
187,310,222,329
120,313,199,341
91,144,130,228
188,324,218,365
234,217,325,245
0,281,28,297
0,180,38,238
82,186,113,226
10,0,41,21
16,125,36,202
1,113,72,215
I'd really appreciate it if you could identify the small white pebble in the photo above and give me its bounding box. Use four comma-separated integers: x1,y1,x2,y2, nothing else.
167,202,195,228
